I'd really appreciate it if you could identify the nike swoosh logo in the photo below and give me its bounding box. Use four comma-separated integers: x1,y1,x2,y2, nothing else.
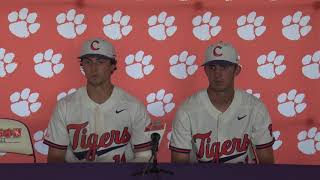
198,152,246,163
219,152,246,163
237,115,247,120
116,109,126,114
73,143,128,160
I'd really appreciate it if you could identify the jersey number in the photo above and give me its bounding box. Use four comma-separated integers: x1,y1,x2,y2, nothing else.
113,154,126,163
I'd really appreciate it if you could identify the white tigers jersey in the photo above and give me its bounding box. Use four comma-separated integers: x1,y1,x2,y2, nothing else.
169,89,274,164
44,86,151,162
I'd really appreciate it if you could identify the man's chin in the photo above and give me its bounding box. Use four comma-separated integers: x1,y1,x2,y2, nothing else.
213,89,226,93
88,80,104,87
210,85,227,92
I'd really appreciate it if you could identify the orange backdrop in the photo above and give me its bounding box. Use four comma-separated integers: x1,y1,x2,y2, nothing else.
0,0,319,164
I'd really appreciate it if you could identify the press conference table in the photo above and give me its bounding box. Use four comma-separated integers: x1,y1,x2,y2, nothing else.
0,163,318,180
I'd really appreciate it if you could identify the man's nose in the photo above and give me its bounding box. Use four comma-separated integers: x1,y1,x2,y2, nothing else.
212,66,223,74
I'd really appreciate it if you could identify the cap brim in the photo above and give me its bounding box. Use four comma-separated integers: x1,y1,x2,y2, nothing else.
202,60,236,66
78,54,115,60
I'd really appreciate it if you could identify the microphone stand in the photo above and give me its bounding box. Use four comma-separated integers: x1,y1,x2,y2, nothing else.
132,138,174,177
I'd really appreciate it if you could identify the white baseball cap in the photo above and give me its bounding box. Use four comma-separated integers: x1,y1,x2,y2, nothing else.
78,38,116,59
202,41,240,66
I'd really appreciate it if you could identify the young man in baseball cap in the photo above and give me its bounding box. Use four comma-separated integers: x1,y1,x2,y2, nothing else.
44,38,152,162
170,41,275,164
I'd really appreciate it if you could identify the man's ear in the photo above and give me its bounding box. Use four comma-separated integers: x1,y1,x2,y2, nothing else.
110,64,117,74
204,66,209,77
235,65,241,76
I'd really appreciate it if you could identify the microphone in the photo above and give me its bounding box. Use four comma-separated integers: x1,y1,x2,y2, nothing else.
131,132,174,176
151,133,160,154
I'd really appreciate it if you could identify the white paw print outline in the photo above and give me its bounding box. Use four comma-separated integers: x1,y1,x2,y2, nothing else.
282,11,312,41
56,9,87,39
302,50,320,79
8,8,40,38
57,88,77,101
0,48,17,78
246,89,260,99
169,51,198,79
10,88,41,117
33,49,64,78
297,127,320,155
103,10,132,40
146,89,175,117
192,11,221,41
125,50,154,79
257,51,286,79
148,11,177,41
277,89,306,117
272,131,283,150
237,11,266,40
33,129,48,155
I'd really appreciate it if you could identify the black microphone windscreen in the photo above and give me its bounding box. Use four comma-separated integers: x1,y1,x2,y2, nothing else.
151,133,160,141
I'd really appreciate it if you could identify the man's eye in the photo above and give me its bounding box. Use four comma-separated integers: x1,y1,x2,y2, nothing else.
82,60,90,64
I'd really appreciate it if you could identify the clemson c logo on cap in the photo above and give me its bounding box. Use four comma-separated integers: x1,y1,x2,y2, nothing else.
90,40,100,51
213,46,222,57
